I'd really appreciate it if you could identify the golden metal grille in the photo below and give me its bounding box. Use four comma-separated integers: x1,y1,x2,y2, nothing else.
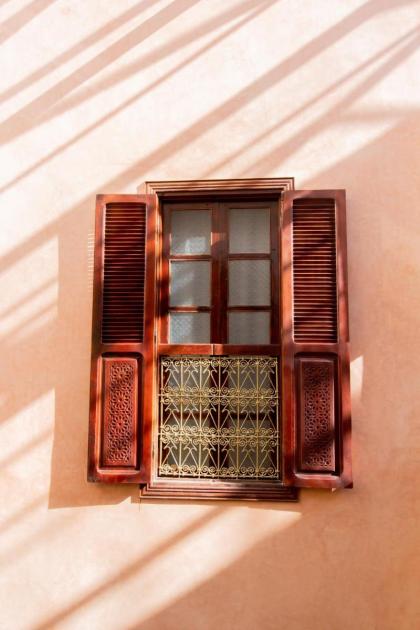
158,356,280,479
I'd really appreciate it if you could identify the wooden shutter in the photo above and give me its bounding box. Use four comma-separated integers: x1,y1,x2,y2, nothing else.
281,190,352,488
88,194,157,483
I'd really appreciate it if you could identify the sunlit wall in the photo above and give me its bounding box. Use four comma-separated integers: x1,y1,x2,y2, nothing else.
1,1,419,628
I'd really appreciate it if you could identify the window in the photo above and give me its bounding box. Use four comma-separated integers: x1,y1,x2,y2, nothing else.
161,200,277,345
88,179,352,501
159,201,279,483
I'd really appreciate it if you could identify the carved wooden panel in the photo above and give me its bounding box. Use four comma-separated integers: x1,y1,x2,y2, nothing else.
296,356,336,473
101,357,138,468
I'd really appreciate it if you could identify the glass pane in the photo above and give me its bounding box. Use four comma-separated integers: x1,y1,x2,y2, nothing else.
171,210,211,254
229,260,270,306
228,312,270,344
170,312,210,343
170,261,210,306
229,208,270,253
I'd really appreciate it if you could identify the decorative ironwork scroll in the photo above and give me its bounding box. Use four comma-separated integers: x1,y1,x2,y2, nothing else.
158,356,280,479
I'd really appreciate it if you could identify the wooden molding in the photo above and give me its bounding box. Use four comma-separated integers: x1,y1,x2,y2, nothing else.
140,480,299,502
138,177,295,196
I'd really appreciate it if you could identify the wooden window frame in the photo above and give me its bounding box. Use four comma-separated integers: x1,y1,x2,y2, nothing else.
88,178,352,502
138,178,298,501
160,199,279,345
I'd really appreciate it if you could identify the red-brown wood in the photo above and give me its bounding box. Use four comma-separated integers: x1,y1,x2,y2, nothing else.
160,200,280,345
292,198,337,342
88,194,158,483
295,355,336,473
101,357,139,468
160,202,215,344
158,344,282,356
141,479,298,501
140,178,295,195
152,196,286,500
282,190,352,489
218,200,279,344
217,201,228,343
159,205,170,344
89,181,352,500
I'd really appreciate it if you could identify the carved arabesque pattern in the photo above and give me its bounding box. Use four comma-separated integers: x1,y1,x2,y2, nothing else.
301,361,335,470
103,360,136,466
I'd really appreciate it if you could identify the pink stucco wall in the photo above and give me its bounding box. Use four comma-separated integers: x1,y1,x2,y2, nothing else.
1,1,420,628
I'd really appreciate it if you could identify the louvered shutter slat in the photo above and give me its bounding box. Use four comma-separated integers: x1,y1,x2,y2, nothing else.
102,204,146,344
292,199,337,343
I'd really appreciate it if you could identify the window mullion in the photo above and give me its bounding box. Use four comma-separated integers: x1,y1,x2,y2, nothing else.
211,201,227,344
217,202,229,344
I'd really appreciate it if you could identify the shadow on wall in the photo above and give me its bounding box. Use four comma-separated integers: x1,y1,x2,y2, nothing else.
46,113,417,510
130,499,418,630
32,476,419,629
0,1,418,515
1,0,420,627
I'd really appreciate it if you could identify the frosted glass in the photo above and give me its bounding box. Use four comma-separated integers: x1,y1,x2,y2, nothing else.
229,208,270,253
228,312,270,344
170,261,210,306
170,312,210,343
171,210,211,254
229,260,270,306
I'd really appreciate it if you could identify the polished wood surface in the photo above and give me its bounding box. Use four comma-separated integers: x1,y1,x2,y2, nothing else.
140,177,294,195
88,194,157,483
144,182,291,500
88,179,352,499
282,190,352,489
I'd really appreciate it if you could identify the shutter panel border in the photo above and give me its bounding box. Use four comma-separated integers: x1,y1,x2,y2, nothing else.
282,189,352,489
88,194,158,483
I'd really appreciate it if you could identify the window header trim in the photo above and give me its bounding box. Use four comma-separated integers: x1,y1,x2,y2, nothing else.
139,177,295,197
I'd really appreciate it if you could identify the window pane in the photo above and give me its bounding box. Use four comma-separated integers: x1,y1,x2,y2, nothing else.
171,210,211,254
229,260,270,306
170,261,210,306
228,312,270,344
170,312,210,343
229,208,270,253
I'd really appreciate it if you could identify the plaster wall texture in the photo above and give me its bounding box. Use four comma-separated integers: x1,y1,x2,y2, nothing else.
1,1,420,628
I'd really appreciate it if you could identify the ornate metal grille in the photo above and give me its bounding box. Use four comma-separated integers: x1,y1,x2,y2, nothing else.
158,356,280,479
